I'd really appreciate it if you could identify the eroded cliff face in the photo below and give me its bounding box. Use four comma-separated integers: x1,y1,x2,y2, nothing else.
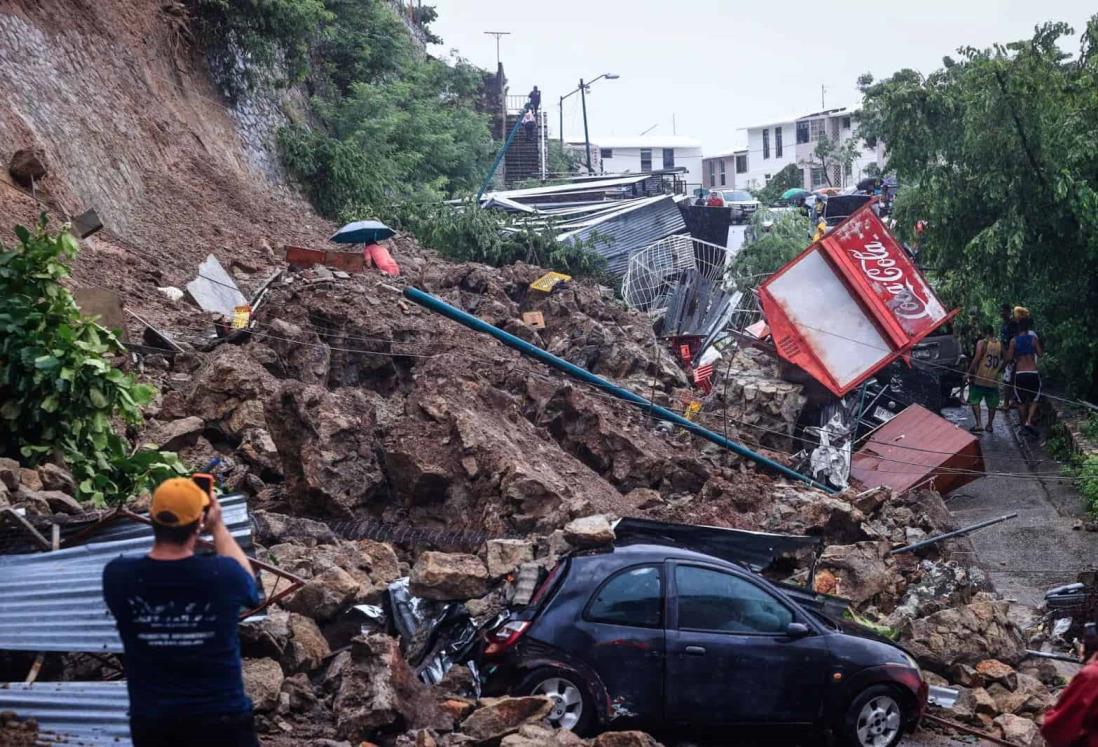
0,0,325,331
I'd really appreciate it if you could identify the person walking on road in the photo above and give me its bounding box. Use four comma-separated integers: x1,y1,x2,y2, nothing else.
998,303,1019,412
1041,637,1098,747
966,323,1004,433
104,477,260,747
1006,314,1044,435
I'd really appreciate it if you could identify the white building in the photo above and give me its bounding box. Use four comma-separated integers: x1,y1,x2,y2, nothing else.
700,148,748,190
738,108,884,191
566,135,704,189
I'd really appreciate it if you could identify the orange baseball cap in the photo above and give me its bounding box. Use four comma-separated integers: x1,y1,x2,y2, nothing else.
150,477,210,526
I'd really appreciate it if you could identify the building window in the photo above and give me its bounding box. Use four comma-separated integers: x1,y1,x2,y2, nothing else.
796,121,809,144
764,173,771,182
809,119,825,141
762,128,770,159
719,159,726,186
775,127,783,158
600,148,613,160
662,148,675,170
842,116,852,129
708,160,716,186
735,154,747,173
640,148,652,172
811,166,827,188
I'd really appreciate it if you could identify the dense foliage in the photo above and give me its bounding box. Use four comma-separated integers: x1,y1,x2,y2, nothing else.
727,209,813,291
752,163,804,205
0,220,185,505
858,18,1098,397
390,202,607,279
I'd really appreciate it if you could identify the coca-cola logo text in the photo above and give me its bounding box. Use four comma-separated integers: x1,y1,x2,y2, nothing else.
846,238,931,321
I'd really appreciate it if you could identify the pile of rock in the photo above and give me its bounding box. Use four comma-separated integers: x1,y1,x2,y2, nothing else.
0,457,83,516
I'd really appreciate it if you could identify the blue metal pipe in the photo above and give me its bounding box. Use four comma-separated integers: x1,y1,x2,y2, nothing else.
476,104,529,203
403,287,834,492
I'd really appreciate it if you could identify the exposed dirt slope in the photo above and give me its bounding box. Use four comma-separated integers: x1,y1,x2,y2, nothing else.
0,0,326,332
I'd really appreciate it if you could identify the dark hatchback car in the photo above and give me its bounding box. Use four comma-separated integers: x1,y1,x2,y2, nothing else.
482,541,926,747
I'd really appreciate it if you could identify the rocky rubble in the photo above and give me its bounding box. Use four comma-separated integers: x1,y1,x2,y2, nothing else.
2,240,1070,746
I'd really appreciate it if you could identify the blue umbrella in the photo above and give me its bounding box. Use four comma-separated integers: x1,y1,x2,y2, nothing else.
329,220,395,244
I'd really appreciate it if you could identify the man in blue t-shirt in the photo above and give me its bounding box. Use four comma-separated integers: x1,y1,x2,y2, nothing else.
103,477,261,747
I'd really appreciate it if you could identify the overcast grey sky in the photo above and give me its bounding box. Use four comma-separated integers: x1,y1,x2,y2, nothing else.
428,1,1094,155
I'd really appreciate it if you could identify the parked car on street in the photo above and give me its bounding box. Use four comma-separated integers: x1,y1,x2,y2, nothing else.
721,190,760,223
482,527,926,746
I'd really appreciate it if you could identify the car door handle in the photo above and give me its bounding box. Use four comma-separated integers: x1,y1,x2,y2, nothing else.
684,645,706,656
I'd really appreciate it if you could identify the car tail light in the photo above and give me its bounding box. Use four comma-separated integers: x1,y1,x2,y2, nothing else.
484,620,530,657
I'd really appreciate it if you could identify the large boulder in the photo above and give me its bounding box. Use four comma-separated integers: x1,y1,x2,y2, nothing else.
993,713,1043,747
284,565,361,621
459,696,552,742
902,595,1026,671
242,657,284,712
265,382,385,516
563,515,615,548
333,634,451,739
410,552,490,601
499,723,584,747
485,539,535,579
252,510,337,546
36,463,76,494
176,344,278,437
284,613,331,673
268,540,400,603
816,541,894,605
0,457,19,491
142,416,204,451
590,733,665,747
262,318,331,385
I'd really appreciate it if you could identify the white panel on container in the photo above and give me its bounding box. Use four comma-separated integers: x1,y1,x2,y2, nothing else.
766,248,890,389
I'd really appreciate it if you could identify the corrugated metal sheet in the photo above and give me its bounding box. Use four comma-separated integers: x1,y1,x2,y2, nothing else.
557,195,687,277
0,494,253,555
851,404,984,494
0,681,131,746
0,496,253,653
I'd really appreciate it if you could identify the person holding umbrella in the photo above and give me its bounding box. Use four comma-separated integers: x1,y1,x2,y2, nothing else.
330,220,400,277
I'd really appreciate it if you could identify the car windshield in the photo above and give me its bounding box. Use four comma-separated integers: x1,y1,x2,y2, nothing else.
723,191,753,202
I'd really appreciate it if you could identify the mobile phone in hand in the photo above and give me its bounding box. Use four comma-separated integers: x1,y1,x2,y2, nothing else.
191,473,215,498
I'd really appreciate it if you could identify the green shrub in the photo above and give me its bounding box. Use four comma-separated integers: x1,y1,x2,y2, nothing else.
1078,454,1098,516
727,209,812,291
387,201,607,280
0,218,185,505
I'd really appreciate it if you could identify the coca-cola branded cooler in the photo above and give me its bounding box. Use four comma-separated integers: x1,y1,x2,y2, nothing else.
758,203,956,397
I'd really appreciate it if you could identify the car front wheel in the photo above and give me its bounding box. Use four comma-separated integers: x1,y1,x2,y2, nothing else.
840,685,907,747
518,667,595,735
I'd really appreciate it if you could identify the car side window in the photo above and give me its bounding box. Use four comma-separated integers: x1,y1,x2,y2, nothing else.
586,565,662,628
675,565,793,634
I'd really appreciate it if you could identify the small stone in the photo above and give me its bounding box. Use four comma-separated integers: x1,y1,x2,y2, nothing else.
0,457,19,491
993,713,1042,747
284,565,362,621
34,490,83,515
975,659,1018,691
283,613,330,673
589,732,665,747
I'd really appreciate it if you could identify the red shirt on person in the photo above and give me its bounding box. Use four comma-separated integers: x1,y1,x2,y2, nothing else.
1042,659,1098,747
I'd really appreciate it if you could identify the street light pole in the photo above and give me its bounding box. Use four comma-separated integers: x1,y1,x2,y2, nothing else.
580,79,592,174
559,96,564,145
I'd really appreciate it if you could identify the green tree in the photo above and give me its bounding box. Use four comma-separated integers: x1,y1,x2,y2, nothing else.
753,163,804,205
727,209,813,290
803,133,859,187
0,219,185,505
858,18,1098,397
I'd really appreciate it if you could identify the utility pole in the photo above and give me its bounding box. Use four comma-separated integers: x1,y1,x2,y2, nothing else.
579,78,592,175
821,84,828,109
483,31,510,68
